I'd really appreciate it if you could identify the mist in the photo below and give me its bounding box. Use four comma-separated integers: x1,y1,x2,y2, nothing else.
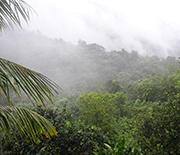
1,0,180,97
19,0,180,58
1,1,180,153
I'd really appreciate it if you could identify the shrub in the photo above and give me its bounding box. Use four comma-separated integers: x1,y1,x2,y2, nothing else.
135,94,180,154
2,106,105,155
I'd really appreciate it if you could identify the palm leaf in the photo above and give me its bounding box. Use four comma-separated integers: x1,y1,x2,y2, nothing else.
0,0,34,32
0,0,60,147
0,57,60,106
0,105,58,142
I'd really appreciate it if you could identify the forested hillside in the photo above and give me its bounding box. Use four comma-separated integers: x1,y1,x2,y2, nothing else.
0,30,179,98
1,30,180,154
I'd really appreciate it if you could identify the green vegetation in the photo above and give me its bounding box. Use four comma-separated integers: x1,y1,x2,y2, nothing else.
2,43,180,154
1,1,180,154
0,1,59,155
77,91,117,134
2,106,106,154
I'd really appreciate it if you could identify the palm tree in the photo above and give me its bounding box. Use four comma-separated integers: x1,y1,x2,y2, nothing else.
0,0,60,154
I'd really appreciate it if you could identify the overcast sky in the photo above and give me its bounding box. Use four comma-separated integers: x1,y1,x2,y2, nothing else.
23,0,180,55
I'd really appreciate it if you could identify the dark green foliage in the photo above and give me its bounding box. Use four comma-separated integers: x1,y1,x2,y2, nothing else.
77,90,129,137
104,80,121,94
125,69,180,102
2,30,180,154
93,137,141,155
77,91,117,134
137,73,169,102
54,93,80,118
135,94,180,154
3,62,180,154
2,106,105,155
111,92,127,118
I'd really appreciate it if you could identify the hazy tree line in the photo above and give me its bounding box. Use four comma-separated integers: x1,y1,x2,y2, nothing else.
1,1,180,154
1,30,180,154
0,30,179,98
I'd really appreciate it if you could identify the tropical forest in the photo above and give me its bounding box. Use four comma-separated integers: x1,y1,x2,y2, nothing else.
0,29,180,154
1,0,180,155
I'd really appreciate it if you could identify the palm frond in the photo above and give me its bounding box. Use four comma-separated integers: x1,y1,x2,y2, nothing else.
0,105,58,142
0,57,60,106
0,0,34,32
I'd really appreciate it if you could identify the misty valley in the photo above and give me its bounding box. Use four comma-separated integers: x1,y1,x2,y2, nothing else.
1,30,180,154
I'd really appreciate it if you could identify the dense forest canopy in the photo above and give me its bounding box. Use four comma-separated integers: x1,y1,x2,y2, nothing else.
1,29,180,154
0,29,179,99
1,0,180,154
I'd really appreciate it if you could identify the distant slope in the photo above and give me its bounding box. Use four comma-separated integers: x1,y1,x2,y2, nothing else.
0,29,179,96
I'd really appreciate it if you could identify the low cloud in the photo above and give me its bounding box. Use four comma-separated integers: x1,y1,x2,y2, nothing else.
13,0,180,57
